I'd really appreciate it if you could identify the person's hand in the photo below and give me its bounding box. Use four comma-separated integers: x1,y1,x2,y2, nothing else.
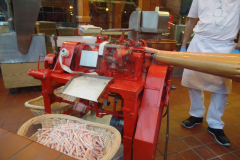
180,46,187,52
232,49,240,54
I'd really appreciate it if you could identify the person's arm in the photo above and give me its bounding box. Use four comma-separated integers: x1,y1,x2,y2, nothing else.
182,18,198,47
236,32,240,50
232,31,240,53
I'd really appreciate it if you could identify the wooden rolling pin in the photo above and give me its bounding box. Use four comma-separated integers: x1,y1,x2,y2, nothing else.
144,47,240,80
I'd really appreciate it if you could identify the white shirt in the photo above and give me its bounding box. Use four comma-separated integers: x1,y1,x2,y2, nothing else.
188,0,240,41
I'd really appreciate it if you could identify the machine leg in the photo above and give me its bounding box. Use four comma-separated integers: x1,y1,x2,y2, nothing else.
42,92,52,114
41,78,54,114
133,64,168,160
122,98,141,160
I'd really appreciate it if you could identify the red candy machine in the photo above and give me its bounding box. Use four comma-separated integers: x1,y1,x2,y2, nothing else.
28,8,174,160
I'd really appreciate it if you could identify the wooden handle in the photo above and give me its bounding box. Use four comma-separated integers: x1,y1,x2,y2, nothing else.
144,47,240,80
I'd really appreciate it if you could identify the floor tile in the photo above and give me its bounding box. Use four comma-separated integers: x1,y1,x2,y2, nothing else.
0,111,7,119
154,149,163,159
193,145,217,159
20,114,34,123
220,153,239,160
3,116,21,125
23,108,34,115
162,111,173,122
0,118,5,126
228,125,240,135
224,127,238,137
231,107,240,113
178,110,191,118
230,100,240,107
2,123,19,133
207,142,229,155
0,108,11,115
171,127,191,137
157,142,177,155
6,110,24,118
170,105,185,112
232,149,240,159
0,127,8,136
194,132,215,144
230,136,240,146
180,149,203,160
169,111,185,119
182,136,203,148
196,122,209,132
160,130,179,141
170,139,190,152
158,134,166,143
186,127,204,135
174,117,188,125
163,119,181,129
160,122,167,131
165,153,184,160
210,157,222,160
224,141,240,152
180,103,191,110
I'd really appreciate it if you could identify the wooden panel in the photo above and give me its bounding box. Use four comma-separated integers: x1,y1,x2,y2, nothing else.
143,0,151,11
57,28,75,36
138,0,143,10
150,3,156,11
139,0,161,11
35,21,56,36
0,128,74,160
151,0,156,3
0,132,33,160
1,62,44,89
75,0,90,23
156,0,161,7
10,142,62,160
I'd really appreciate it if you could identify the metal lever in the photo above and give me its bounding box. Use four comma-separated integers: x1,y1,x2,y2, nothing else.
38,54,44,69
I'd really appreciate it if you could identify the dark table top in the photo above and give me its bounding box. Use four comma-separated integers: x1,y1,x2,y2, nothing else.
0,127,76,160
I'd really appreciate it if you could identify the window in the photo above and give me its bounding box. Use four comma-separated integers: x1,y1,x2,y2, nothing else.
89,0,138,29
0,9,7,22
38,0,74,27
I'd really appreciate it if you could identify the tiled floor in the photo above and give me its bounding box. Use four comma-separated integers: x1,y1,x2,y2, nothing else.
0,72,240,160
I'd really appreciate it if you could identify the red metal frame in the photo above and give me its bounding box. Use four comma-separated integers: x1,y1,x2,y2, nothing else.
28,36,173,160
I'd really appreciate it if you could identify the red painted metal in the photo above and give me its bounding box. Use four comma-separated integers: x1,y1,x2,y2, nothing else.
28,35,173,159
44,53,56,69
133,65,172,160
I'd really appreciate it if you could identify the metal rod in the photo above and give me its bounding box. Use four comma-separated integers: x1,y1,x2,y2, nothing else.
5,0,14,32
53,33,58,56
84,104,124,118
164,104,170,160
84,42,122,49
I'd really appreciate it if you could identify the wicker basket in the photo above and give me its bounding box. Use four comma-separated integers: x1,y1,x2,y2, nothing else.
17,114,121,160
25,86,76,116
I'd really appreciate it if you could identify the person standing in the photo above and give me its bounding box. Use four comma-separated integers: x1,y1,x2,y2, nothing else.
180,0,240,146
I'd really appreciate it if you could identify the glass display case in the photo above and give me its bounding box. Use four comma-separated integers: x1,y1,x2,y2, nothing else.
88,0,138,29
38,0,74,27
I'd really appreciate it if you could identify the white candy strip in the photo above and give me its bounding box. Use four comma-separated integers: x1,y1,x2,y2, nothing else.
98,41,109,56
59,48,98,75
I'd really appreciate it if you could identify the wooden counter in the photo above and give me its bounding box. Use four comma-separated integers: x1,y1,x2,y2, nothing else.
0,128,76,160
